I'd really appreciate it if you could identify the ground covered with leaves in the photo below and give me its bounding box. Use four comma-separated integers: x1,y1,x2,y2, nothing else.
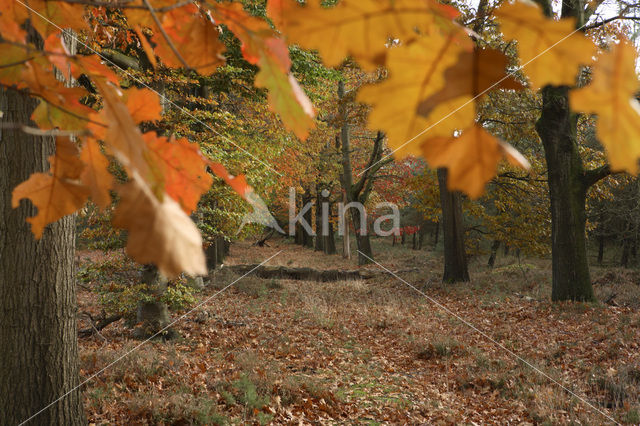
77,238,640,424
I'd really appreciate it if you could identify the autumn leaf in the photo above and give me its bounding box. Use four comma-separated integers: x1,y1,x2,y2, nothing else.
209,1,276,63
72,55,120,85
254,39,316,140
570,40,640,173
268,0,459,68
112,173,206,278
0,44,34,84
15,0,87,38
134,25,158,68
421,125,529,198
207,161,251,199
92,80,162,192
12,137,89,238
21,61,93,121
80,139,113,210
358,33,473,158
32,100,88,131
417,47,523,117
125,88,162,123
495,0,596,89
210,3,316,139
143,132,213,214
151,7,225,73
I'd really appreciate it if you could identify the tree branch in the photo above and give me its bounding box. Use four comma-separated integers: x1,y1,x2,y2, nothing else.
583,164,613,189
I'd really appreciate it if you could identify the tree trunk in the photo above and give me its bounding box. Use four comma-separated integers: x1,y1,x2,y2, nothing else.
323,198,336,255
597,234,604,265
134,264,173,339
433,221,439,247
621,238,630,268
324,223,337,254
314,189,324,252
302,190,314,248
536,86,594,301
488,239,500,268
350,207,373,265
0,88,86,425
341,191,351,259
437,168,469,283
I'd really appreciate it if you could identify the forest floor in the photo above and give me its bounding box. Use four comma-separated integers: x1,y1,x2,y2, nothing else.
77,237,640,425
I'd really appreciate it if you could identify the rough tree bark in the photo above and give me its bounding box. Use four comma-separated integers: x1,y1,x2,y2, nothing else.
437,168,469,283
537,87,598,301
532,0,614,301
0,88,86,424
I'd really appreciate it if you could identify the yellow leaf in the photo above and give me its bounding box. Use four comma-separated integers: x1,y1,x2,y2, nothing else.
495,0,596,89
80,139,113,210
12,138,89,238
570,40,640,173
112,173,206,278
417,47,523,117
358,34,474,158
268,0,459,68
421,125,528,198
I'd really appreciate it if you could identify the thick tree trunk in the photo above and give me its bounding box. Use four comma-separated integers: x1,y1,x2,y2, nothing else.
536,86,594,301
0,88,86,424
437,168,469,283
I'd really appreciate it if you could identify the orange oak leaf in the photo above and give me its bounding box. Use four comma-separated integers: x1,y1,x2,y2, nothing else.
207,161,250,199
21,61,93,121
72,55,120,85
15,0,87,38
80,139,113,209
209,3,315,139
125,88,162,123
149,6,225,73
254,39,316,140
112,173,207,278
143,132,213,214
92,80,162,192
134,25,158,68
421,125,529,198
12,137,90,238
